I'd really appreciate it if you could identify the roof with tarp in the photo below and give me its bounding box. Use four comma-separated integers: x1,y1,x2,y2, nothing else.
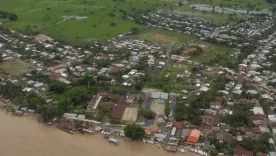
187,129,201,145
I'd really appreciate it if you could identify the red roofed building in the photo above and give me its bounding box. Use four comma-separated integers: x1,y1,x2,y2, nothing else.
98,94,127,119
217,132,234,144
173,121,183,129
48,60,69,71
49,73,60,80
249,115,267,126
234,147,253,156
187,129,201,145
0,72,9,84
252,127,262,134
0,96,7,105
202,115,220,127
215,96,225,105
0,72,9,80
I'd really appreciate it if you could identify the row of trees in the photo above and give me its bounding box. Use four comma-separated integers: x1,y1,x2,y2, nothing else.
0,10,17,21
124,124,145,140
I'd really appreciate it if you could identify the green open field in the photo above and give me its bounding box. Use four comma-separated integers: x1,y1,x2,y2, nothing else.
138,28,197,44
186,0,272,9
0,0,174,45
0,59,34,77
191,45,235,63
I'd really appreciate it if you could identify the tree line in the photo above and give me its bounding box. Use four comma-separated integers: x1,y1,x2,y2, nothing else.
0,10,17,21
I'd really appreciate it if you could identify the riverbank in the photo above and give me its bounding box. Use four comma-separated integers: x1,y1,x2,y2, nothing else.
0,111,198,156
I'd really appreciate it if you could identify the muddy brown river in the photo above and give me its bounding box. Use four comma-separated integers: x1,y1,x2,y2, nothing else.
0,111,196,156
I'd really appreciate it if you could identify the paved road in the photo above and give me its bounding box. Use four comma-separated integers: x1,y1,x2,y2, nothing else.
142,92,152,110
169,95,176,119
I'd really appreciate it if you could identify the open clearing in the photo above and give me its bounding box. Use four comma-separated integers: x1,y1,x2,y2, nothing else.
191,45,235,63
138,28,197,44
122,107,138,124
150,100,165,116
0,0,174,45
0,59,34,77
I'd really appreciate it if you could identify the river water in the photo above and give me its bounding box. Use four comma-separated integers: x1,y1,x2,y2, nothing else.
0,111,196,156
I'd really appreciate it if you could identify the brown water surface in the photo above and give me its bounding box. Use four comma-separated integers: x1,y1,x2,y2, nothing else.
0,111,196,156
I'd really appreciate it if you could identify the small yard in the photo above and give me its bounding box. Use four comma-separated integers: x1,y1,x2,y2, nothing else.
0,59,34,77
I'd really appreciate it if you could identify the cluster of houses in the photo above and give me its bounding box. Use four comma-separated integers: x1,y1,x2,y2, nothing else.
136,10,274,47
1,7,276,155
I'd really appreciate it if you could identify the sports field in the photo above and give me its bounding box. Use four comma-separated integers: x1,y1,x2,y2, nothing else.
122,107,138,124
0,59,34,77
0,0,173,45
138,28,197,44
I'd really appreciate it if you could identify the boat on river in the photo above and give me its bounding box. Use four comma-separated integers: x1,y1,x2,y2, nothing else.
108,138,119,145
56,124,74,134
82,129,95,135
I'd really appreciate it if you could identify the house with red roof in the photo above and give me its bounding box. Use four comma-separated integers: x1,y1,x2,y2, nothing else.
234,147,253,156
249,115,267,126
0,96,8,105
173,121,183,129
49,73,60,80
47,60,69,72
0,72,9,80
95,93,127,119
215,96,225,105
252,127,262,134
187,129,201,145
0,72,9,84
217,132,234,144
202,115,220,127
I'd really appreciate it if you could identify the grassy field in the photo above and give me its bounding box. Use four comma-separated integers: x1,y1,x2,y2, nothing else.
0,0,174,45
191,45,235,63
0,59,34,77
138,28,197,44
186,0,272,9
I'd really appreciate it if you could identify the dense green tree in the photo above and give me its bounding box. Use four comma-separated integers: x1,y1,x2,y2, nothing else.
124,124,145,140
84,111,93,119
130,27,140,34
8,13,17,21
223,112,249,127
110,119,121,124
27,97,46,109
0,53,3,62
67,87,88,106
97,108,112,121
210,149,218,156
164,100,170,117
41,106,58,122
141,109,156,119
241,133,272,153
49,81,66,93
